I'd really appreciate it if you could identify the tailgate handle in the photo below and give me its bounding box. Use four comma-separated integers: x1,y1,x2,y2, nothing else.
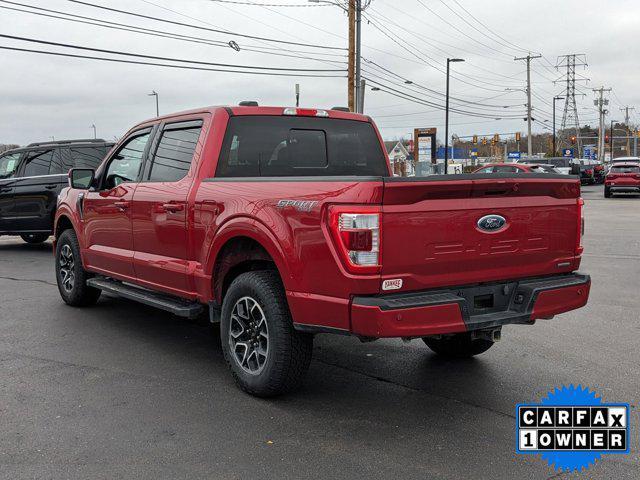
484,189,509,195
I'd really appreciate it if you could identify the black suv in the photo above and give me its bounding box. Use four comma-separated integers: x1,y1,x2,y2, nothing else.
0,139,113,243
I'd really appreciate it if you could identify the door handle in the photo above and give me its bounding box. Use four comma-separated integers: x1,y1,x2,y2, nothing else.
162,202,184,213
114,201,130,211
45,184,57,190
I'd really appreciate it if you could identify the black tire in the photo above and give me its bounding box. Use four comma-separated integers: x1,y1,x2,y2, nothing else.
423,333,494,358
55,229,101,307
220,270,313,397
604,187,611,198
20,233,49,244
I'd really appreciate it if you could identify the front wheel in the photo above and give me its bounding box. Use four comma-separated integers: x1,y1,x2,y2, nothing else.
220,271,313,397
20,233,49,244
423,333,494,358
55,229,101,307
604,187,612,198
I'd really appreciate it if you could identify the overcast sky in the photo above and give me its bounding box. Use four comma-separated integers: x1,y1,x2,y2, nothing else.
1,0,639,146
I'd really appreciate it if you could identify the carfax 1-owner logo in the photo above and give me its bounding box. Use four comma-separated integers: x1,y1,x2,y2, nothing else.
516,385,631,472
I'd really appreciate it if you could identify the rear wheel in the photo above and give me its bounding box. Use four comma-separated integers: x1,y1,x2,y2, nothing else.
423,333,494,358
20,233,49,244
604,187,612,198
55,229,101,306
221,270,313,397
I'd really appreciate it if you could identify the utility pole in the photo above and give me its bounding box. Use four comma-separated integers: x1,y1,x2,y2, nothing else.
295,83,300,107
347,0,355,112
620,106,635,155
514,54,542,156
354,0,363,113
593,87,611,162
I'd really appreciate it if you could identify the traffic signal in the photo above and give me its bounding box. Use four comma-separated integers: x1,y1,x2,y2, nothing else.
515,132,521,142
570,136,577,144
493,134,500,142
472,135,478,144
482,137,487,145
605,134,610,143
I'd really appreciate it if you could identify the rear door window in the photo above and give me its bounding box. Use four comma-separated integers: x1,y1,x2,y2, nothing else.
216,116,387,177
21,149,57,177
147,123,202,182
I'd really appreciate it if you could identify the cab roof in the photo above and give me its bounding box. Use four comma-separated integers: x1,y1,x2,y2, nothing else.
142,105,371,125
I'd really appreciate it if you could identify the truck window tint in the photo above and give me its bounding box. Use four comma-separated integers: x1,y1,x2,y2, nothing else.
148,126,202,182
0,153,21,178
68,146,109,169
216,116,387,177
105,133,150,185
22,150,54,177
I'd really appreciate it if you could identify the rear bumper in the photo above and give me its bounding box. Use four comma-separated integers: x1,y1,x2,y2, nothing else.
351,273,590,338
607,184,640,192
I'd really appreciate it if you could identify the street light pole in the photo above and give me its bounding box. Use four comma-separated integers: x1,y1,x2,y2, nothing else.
91,124,96,139
552,96,563,156
445,58,464,175
148,90,159,117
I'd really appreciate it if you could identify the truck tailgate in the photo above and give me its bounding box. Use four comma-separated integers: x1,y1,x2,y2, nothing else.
381,174,582,292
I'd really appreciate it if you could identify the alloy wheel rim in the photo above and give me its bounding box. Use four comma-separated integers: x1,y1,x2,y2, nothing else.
228,296,269,375
59,244,75,293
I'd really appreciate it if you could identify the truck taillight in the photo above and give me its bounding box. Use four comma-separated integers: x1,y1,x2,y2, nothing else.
576,198,584,255
329,206,381,274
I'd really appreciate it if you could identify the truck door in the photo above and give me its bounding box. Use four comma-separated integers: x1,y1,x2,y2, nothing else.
82,129,152,280
10,148,64,233
131,119,204,296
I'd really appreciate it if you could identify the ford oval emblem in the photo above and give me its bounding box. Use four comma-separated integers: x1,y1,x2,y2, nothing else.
477,214,507,232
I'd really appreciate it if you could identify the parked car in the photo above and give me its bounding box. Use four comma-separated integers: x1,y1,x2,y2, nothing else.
519,157,573,174
473,163,560,174
579,159,606,183
604,162,640,197
0,139,113,243
54,104,590,396
570,162,596,185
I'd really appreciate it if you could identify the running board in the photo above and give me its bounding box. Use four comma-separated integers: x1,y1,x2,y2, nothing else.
87,277,204,319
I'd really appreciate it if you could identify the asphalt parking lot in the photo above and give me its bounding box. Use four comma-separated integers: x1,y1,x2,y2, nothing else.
0,184,638,479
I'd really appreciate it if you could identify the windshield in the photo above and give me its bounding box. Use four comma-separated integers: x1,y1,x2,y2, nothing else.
0,152,21,178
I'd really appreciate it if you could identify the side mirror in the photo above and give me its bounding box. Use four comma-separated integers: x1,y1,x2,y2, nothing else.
69,168,95,190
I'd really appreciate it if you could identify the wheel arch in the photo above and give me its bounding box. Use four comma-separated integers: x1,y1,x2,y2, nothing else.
208,219,291,304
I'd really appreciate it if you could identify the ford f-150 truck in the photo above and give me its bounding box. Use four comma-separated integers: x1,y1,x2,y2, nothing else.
54,105,590,397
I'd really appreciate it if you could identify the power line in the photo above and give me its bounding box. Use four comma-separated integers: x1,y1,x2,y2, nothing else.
64,0,345,50
0,45,345,77
0,2,347,68
208,0,332,6
0,34,345,72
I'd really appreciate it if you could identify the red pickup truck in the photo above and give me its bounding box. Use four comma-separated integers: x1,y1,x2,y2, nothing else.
54,105,590,396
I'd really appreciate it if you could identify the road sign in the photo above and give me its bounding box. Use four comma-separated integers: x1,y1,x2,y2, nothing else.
508,151,521,160
562,148,574,158
470,148,478,157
